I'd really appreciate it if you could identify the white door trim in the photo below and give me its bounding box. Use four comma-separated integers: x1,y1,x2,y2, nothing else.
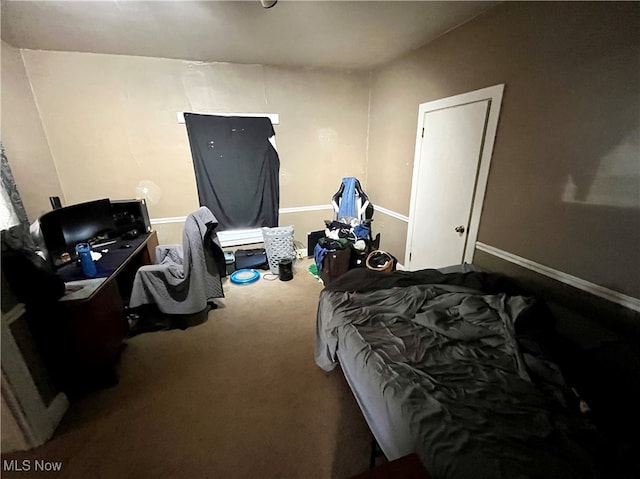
1,306,68,451
405,84,504,270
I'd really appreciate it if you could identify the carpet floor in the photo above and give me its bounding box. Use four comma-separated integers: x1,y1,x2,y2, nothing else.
2,259,372,479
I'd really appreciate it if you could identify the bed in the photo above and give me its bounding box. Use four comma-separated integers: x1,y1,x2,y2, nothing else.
315,265,599,479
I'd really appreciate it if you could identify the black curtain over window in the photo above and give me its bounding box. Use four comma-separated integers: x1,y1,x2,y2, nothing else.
184,114,280,230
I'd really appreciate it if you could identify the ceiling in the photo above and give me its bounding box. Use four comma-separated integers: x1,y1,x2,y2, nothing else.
1,1,498,70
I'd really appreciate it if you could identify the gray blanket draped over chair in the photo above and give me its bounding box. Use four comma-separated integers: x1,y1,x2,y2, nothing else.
129,206,224,314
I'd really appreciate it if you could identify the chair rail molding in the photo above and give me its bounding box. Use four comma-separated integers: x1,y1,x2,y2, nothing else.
475,242,640,312
151,205,335,247
373,206,409,223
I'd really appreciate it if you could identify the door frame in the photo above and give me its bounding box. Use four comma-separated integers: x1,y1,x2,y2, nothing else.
405,84,505,270
1,304,69,452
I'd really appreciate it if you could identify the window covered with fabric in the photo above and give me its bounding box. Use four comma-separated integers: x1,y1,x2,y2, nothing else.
184,114,280,231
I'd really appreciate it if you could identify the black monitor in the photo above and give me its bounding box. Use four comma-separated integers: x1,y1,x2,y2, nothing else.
39,198,116,264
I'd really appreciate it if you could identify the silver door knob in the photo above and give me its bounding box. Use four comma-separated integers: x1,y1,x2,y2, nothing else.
454,225,465,235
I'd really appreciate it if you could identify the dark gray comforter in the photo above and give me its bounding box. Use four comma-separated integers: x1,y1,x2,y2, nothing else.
315,269,597,479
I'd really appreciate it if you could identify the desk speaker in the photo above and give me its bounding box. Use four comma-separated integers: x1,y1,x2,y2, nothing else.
111,199,151,235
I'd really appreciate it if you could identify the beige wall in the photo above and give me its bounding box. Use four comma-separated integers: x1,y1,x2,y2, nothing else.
18,51,369,244
372,214,408,267
368,2,640,297
279,209,332,250
4,3,638,297
1,41,64,222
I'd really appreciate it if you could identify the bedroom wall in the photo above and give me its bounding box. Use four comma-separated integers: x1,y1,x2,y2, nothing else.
367,2,640,298
0,41,64,222
17,50,370,244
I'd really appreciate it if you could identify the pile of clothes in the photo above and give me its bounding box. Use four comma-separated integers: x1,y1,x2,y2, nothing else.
313,218,372,272
324,218,370,245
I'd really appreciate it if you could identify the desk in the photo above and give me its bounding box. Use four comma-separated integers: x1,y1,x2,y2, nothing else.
57,231,158,389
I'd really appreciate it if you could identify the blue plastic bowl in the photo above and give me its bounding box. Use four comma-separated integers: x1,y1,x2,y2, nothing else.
230,268,261,285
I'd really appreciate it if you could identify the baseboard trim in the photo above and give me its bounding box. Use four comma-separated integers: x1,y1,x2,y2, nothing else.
374,206,409,223
151,204,334,227
150,204,404,248
279,204,333,214
150,216,186,225
475,242,640,312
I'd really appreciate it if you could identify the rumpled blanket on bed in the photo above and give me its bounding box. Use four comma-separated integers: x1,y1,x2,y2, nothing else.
315,268,597,479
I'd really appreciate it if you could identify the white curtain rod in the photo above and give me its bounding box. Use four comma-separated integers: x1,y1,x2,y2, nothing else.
176,112,279,125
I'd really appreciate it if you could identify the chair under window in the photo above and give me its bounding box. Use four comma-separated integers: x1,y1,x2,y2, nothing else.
128,206,224,316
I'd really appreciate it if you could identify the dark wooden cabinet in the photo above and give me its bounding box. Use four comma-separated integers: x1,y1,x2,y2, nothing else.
59,231,158,391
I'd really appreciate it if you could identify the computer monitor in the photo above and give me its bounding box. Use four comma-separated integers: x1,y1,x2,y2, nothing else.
39,198,116,263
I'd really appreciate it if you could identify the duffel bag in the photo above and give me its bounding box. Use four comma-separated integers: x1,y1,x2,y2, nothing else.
234,248,269,270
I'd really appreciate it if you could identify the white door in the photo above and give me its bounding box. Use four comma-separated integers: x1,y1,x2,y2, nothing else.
406,85,504,270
